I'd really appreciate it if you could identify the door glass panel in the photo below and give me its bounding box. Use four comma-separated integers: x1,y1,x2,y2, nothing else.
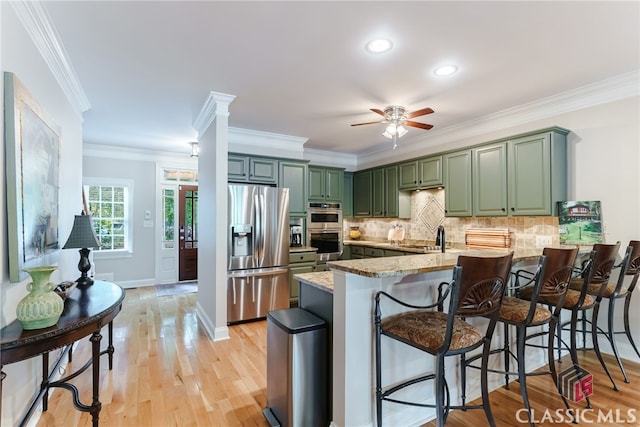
163,189,175,249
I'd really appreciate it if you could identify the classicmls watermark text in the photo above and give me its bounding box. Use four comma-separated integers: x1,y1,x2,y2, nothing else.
515,408,637,424
558,364,592,402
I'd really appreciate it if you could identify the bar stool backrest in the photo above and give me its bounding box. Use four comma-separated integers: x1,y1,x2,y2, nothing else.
625,240,640,276
455,253,513,318
588,242,621,285
539,247,579,299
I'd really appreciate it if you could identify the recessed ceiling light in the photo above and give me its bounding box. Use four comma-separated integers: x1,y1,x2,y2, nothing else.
434,65,458,76
366,39,393,53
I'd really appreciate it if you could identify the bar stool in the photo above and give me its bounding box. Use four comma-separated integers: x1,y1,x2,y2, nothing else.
461,247,578,427
558,242,620,396
374,253,513,427
571,241,639,389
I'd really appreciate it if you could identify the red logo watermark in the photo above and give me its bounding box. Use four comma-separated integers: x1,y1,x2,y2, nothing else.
558,364,593,402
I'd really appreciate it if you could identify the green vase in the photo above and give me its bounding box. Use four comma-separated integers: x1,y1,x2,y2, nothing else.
16,266,64,330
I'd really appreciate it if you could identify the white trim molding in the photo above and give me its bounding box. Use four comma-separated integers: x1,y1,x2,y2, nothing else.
11,0,90,113
192,91,236,138
228,127,308,159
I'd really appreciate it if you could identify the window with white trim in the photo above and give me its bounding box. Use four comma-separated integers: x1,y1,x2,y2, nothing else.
84,178,133,252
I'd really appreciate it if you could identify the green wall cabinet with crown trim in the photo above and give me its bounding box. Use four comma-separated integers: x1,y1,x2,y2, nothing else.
444,150,473,217
471,128,567,216
398,156,443,190
308,166,344,203
279,160,309,216
353,170,372,217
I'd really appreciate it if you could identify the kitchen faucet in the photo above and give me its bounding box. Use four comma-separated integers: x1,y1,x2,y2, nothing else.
435,225,446,253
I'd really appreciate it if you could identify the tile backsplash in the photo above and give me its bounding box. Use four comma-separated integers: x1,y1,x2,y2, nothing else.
344,189,559,249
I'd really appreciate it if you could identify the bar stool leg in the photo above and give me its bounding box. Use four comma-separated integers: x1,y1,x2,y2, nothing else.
516,325,534,427
607,297,629,383
592,301,618,390
623,293,640,358
504,322,511,389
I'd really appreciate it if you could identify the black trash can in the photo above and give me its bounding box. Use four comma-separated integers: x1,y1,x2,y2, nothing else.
263,307,328,427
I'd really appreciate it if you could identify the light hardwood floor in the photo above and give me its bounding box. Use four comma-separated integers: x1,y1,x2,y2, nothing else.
36,286,640,427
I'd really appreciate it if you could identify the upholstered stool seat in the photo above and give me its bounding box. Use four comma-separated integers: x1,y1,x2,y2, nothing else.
521,286,595,309
568,276,628,297
382,310,482,353
498,296,551,324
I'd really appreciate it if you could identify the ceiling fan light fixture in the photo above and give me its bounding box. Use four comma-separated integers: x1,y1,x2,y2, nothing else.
434,65,458,76
396,125,408,137
366,39,393,53
382,123,396,139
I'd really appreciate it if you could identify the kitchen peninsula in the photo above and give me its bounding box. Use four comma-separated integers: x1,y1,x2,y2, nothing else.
296,248,545,427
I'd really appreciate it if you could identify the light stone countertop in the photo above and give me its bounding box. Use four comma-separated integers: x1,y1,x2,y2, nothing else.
294,271,334,294
326,247,550,278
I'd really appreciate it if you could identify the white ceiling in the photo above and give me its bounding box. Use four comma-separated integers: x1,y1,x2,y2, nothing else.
42,1,639,157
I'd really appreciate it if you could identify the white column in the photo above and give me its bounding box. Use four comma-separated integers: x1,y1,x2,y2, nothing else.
194,91,235,341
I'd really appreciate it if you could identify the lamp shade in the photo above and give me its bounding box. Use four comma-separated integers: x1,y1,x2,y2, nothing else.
63,214,101,249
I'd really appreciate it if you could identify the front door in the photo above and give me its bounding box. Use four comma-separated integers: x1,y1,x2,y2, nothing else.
179,185,198,281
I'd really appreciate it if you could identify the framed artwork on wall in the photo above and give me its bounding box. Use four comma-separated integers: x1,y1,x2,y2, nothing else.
4,72,61,282
558,200,603,245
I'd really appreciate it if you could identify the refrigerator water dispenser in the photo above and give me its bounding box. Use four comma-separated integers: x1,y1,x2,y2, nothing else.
232,225,253,257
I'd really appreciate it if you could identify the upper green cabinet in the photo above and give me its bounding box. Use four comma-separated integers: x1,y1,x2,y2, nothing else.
355,166,409,218
447,127,568,217
308,166,344,203
228,154,278,184
343,172,354,217
398,156,443,190
444,150,473,217
249,158,278,184
279,161,309,216
473,143,508,216
228,155,249,181
353,170,372,217
508,130,566,216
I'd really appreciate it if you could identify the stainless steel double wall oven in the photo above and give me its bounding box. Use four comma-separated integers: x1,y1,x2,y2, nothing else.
307,202,343,262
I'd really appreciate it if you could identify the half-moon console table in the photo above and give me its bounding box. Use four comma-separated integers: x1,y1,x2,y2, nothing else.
1,280,125,427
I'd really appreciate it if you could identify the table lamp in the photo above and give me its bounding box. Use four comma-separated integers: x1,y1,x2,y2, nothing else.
63,214,101,287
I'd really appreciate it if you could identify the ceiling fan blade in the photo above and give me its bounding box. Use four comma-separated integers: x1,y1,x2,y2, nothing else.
370,108,386,117
405,121,434,130
351,121,382,127
407,107,434,119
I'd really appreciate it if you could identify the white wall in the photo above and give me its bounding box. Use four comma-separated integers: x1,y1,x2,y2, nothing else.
1,3,84,424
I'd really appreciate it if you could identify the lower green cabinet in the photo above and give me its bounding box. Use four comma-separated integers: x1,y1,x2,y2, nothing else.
288,251,317,302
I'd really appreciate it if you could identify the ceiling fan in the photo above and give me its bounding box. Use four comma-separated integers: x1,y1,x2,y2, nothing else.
351,106,434,148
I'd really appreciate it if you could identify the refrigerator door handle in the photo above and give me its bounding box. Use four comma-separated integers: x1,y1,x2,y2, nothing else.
227,267,289,278
232,278,237,305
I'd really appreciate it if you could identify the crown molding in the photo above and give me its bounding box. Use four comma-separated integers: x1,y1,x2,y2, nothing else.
193,91,236,137
84,143,197,165
228,127,308,159
11,0,90,113
357,70,640,169
303,148,358,171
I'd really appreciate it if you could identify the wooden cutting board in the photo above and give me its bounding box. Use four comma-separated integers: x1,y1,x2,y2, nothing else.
465,228,511,250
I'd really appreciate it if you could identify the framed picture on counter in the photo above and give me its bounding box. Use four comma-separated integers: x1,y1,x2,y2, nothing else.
558,200,603,245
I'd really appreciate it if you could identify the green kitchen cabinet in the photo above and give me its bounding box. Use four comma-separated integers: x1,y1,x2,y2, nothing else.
279,160,309,216
351,245,365,259
473,143,508,216
340,244,351,260
249,157,278,184
228,155,249,181
353,170,372,217
398,156,443,190
343,172,354,217
471,128,568,216
444,150,473,217
371,168,385,217
308,166,344,203
289,250,317,303
508,129,567,216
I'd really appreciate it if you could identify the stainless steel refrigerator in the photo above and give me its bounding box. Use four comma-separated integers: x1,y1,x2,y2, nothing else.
227,184,290,324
